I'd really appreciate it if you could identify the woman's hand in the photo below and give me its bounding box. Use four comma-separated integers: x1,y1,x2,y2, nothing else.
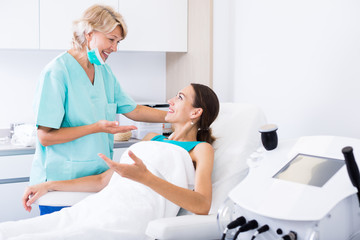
22,182,51,212
98,151,151,184
96,120,137,134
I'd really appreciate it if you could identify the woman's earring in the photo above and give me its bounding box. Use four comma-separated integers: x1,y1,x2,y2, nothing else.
190,121,194,125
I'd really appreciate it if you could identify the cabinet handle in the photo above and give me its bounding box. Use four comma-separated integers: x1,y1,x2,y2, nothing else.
0,177,29,184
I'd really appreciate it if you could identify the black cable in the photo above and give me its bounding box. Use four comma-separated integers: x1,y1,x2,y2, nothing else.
251,224,270,240
232,219,258,240
221,216,246,240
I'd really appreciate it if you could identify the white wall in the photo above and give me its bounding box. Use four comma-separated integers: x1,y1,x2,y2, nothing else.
0,50,165,129
214,0,360,139
107,51,166,102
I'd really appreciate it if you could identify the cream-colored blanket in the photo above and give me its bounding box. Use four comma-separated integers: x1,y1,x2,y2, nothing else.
0,141,195,240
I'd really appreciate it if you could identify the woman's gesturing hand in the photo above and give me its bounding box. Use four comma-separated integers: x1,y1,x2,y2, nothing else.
96,120,137,134
22,182,50,212
98,151,151,184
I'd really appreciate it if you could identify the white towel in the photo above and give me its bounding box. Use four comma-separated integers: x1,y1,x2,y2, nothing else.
10,124,36,147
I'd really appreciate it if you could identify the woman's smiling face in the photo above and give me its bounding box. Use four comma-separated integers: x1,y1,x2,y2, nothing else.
87,26,123,62
166,85,197,124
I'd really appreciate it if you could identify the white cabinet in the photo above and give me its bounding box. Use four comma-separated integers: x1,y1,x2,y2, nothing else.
0,182,40,222
39,0,118,50
0,0,187,51
0,0,39,49
0,154,39,222
39,0,187,51
117,0,187,52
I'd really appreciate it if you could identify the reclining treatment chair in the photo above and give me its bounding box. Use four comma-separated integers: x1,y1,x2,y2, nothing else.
36,102,267,240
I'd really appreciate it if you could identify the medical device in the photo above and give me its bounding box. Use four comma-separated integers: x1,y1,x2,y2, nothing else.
218,136,360,240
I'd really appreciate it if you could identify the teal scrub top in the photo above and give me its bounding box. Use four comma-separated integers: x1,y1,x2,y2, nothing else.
30,52,136,185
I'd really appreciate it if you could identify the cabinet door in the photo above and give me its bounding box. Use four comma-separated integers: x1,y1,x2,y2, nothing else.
0,154,33,179
118,0,187,52
40,0,118,50
0,182,40,222
0,154,39,222
0,0,39,49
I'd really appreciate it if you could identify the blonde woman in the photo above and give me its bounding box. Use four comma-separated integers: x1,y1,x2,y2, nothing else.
31,5,166,215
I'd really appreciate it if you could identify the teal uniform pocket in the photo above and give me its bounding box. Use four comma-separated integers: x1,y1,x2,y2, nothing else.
68,159,108,179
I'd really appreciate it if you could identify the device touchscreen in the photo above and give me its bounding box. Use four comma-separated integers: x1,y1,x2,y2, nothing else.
273,154,345,187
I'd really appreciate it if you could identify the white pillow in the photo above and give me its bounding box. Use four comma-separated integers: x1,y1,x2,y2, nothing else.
209,103,267,214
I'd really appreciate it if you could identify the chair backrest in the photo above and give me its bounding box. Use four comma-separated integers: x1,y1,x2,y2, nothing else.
209,102,267,214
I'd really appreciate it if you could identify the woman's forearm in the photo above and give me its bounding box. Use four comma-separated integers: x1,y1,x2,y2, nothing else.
124,105,167,123
47,170,112,193
23,170,112,211
38,124,99,147
144,173,211,215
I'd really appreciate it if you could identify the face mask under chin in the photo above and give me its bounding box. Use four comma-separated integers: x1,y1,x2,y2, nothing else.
87,47,105,65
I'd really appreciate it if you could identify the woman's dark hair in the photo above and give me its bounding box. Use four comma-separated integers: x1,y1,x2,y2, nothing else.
191,83,220,144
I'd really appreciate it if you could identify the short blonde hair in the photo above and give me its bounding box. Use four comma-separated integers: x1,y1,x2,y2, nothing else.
72,4,128,50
